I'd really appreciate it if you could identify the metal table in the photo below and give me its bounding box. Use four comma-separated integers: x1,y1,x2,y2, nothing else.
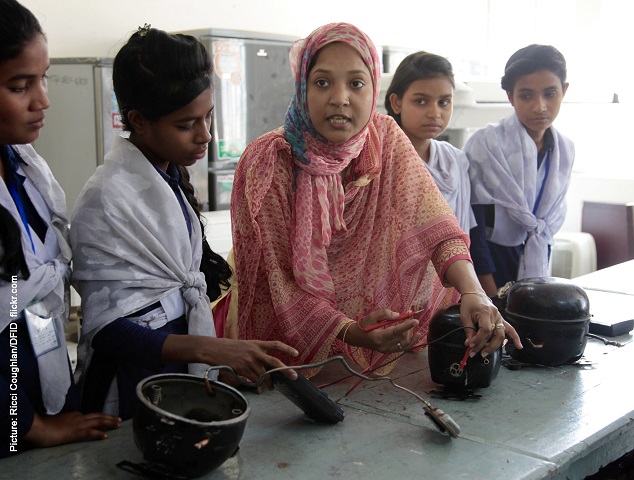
2,329,633,480
572,260,634,296
4,260,634,480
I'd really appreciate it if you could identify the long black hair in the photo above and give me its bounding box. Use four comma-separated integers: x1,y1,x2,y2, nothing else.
113,27,232,300
0,0,43,281
0,0,44,63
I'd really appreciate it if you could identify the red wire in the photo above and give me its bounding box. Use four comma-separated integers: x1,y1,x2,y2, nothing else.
357,309,423,332
459,346,472,369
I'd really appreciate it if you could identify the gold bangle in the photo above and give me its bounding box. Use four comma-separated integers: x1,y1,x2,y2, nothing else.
341,320,356,346
459,291,491,301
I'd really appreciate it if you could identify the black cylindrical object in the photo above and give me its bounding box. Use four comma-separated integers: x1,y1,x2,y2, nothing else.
504,277,590,366
428,304,501,389
133,374,250,478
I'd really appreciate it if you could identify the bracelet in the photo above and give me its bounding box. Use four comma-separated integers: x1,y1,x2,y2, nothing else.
340,320,356,346
459,291,490,301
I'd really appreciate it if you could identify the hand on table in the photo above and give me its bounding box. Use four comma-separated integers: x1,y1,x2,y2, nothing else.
24,411,122,448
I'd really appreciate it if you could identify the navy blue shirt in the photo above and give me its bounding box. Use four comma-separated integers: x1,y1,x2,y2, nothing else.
154,162,192,237
83,316,187,420
84,161,193,420
469,129,555,288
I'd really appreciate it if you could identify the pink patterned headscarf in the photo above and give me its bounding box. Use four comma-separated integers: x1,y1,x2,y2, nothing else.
283,23,382,302
231,23,469,371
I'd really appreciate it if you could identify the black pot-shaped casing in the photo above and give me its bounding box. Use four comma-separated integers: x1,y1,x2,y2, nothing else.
133,374,250,478
428,304,501,389
504,277,590,366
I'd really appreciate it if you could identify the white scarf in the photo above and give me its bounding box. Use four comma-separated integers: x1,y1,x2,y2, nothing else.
70,136,215,382
0,144,71,414
426,139,476,233
466,113,575,279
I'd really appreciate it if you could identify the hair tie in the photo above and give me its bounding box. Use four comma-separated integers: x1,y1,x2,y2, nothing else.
137,23,151,37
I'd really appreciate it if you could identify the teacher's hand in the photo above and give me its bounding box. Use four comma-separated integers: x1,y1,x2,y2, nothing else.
346,308,423,354
459,293,522,356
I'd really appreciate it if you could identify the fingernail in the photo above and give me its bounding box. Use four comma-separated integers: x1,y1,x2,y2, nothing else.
481,351,490,358
469,351,476,358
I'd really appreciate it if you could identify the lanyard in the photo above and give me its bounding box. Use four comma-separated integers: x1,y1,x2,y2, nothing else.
3,145,36,252
7,179,36,253
532,151,551,215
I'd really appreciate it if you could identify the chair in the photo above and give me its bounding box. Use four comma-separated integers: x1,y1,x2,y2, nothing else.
581,201,634,270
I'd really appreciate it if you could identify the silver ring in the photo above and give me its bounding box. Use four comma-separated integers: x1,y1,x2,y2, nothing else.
495,323,505,329
397,342,404,350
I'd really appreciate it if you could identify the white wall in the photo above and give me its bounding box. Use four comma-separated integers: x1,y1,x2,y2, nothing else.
563,175,634,232
22,0,633,97
21,0,634,233
21,0,492,58
556,101,634,232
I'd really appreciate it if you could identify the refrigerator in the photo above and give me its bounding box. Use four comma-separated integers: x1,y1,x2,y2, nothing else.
34,30,297,213
177,29,297,210
33,58,122,214
382,45,413,74
33,57,212,213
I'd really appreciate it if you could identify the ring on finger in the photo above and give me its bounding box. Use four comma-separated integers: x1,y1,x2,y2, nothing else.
397,341,404,350
495,323,505,329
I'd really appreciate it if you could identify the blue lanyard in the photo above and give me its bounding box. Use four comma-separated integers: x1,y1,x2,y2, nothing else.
532,151,551,215
7,179,36,253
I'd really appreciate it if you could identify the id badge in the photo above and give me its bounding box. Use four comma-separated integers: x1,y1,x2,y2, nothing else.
24,301,61,357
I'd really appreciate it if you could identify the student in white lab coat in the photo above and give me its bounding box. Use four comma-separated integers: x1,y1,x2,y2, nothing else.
465,44,574,295
385,51,476,233
0,0,121,457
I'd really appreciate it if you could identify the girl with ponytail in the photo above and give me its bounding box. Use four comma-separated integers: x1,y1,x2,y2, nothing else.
70,25,297,419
